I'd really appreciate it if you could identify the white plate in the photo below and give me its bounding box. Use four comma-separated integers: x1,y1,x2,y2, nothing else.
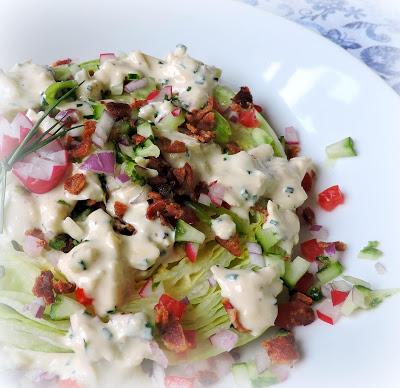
1,0,400,387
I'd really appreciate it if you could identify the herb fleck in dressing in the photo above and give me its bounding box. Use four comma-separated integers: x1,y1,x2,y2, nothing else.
211,265,282,336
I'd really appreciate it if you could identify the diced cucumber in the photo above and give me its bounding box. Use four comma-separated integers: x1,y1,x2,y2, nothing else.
91,102,105,120
342,275,371,288
175,220,205,244
49,295,82,320
79,59,100,73
358,241,383,260
213,85,234,109
232,362,278,388
135,139,160,158
254,112,286,157
137,122,153,138
44,80,78,106
251,371,279,388
232,363,252,388
316,261,343,284
252,127,273,146
283,256,310,288
214,110,232,143
325,137,357,159
156,111,185,132
264,255,285,277
52,65,72,82
353,285,399,309
255,228,280,252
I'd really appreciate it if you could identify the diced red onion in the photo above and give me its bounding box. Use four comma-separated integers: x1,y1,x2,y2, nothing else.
117,171,130,184
309,224,329,240
99,52,116,64
148,85,173,102
124,78,148,93
81,151,115,175
206,353,234,379
332,280,352,292
149,341,169,368
270,365,290,382
180,296,190,306
55,109,80,125
316,299,342,325
92,111,114,147
23,235,45,257
284,126,299,145
321,284,333,299
249,252,265,267
171,108,181,117
209,330,238,352
247,242,262,255
11,112,33,140
24,297,45,318
375,262,387,275
227,109,239,123
324,242,336,257
255,348,271,374
198,193,211,206
308,261,319,275
208,181,225,207
208,276,217,287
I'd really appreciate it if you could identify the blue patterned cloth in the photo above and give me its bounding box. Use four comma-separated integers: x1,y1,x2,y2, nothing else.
238,0,400,94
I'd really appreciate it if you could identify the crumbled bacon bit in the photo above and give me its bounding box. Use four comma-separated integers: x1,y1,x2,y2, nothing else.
302,206,315,225
262,332,299,365
148,191,163,201
146,199,167,220
291,292,313,306
83,120,97,138
25,228,46,241
275,300,315,330
132,134,147,145
334,241,347,251
181,206,199,225
51,58,72,67
112,217,136,236
155,303,170,327
185,97,216,143
32,271,55,305
286,145,300,159
215,234,242,257
105,101,131,120
53,280,76,295
172,163,195,198
222,298,248,333
225,142,241,155
161,321,192,353
165,202,184,220
68,121,96,159
114,201,128,218
158,137,187,153
64,173,86,195
232,86,253,109
131,99,147,109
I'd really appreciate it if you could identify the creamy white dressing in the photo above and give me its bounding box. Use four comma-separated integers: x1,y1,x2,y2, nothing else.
105,182,175,270
58,209,134,316
138,100,175,123
211,265,282,336
249,144,312,210
211,214,236,240
263,200,299,254
75,68,103,101
65,311,152,384
0,62,54,119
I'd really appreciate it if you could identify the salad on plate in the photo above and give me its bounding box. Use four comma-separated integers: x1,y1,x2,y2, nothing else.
0,45,397,388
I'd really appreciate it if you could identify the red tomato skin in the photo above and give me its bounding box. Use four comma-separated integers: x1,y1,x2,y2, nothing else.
238,109,259,128
13,158,69,194
316,310,334,325
146,90,160,101
300,239,324,262
164,376,194,388
75,287,93,307
331,290,349,306
318,185,344,211
158,294,186,320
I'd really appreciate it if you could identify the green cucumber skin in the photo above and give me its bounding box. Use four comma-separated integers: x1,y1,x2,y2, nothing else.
326,137,357,159
283,256,310,288
175,220,205,244
316,261,344,284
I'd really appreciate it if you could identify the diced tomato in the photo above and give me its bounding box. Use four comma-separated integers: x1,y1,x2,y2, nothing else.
294,272,315,293
301,172,313,193
146,89,160,101
238,109,259,128
185,242,199,263
164,376,194,388
52,58,72,67
157,294,187,321
75,287,93,307
58,379,80,388
316,310,334,325
183,329,197,349
331,290,349,306
318,185,344,211
300,239,324,262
